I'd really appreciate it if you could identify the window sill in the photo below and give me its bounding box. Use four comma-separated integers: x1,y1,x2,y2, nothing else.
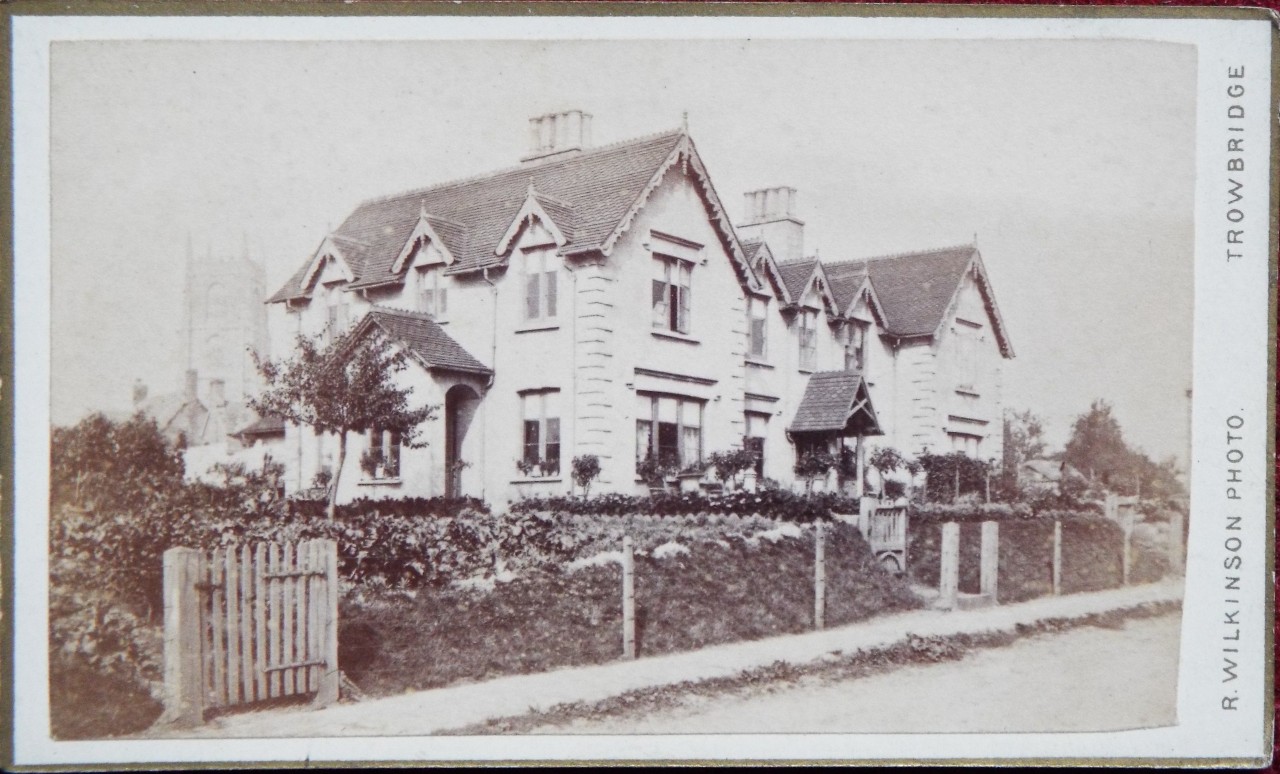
511,476,563,484
955,387,981,398
798,367,815,375
358,477,402,487
745,358,774,369
651,329,700,345
516,322,560,334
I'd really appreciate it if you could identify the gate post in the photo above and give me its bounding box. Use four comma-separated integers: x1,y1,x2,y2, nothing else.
622,535,636,659
314,539,340,707
939,522,959,610
161,547,204,727
813,521,826,630
980,521,999,602
1052,520,1063,595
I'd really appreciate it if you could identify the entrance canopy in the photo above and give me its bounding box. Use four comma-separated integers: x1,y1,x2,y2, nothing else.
789,371,883,436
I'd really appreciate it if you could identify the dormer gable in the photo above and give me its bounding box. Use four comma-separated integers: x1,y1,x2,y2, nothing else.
496,186,572,256
845,277,887,329
301,235,357,294
798,261,839,318
390,208,460,274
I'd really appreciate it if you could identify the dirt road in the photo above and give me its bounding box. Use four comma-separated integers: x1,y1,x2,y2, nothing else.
529,613,1181,734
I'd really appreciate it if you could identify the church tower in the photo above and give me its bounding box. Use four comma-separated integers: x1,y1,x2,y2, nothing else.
181,236,270,408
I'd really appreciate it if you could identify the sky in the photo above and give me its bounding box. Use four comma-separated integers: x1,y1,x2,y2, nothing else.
49,37,1196,467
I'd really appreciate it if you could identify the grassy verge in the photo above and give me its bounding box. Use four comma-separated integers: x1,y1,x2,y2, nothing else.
451,599,1181,735
50,652,163,740
340,523,921,697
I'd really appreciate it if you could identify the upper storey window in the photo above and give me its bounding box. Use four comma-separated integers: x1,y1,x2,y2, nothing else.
418,266,447,320
798,308,818,371
747,296,768,359
524,248,558,322
846,320,868,372
324,282,349,341
954,318,983,392
652,255,692,334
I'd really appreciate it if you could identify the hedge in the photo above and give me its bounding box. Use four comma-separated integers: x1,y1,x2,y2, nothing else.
509,491,862,522
339,522,922,696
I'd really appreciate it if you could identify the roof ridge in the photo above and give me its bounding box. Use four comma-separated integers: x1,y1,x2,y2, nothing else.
355,127,685,211
777,257,817,267
368,304,437,322
825,243,976,268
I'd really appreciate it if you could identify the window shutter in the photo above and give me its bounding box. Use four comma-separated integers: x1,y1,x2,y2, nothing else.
545,270,557,317
677,285,691,334
652,279,667,327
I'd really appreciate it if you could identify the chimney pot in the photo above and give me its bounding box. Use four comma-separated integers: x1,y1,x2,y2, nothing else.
523,109,593,163
209,378,226,407
184,369,199,404
736,186,805,263
132,379,148,407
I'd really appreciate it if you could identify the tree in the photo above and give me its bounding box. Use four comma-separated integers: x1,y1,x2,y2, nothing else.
1001,408,1047,495
867,446,905,497
1063,400,1132,491
250,331,438,519
51,411,185,513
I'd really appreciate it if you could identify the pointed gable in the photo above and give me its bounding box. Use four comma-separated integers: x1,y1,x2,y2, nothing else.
823,245,1013,357
495,186,574,255
777,258,837,315
790,371,882,436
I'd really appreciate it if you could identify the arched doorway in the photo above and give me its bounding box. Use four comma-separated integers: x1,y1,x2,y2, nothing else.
444,384,481,497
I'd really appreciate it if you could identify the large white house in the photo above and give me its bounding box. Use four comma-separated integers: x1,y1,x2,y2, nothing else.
265,110,1014,505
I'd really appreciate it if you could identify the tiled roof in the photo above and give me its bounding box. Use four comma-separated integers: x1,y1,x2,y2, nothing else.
776,259,817,303
235,414,286,437
362,307,492,375
269,130,686,302
824,245,976,338
822,261,869,315
789,370,882,435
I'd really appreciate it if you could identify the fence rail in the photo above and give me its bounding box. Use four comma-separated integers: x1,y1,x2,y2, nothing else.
161,538,339,727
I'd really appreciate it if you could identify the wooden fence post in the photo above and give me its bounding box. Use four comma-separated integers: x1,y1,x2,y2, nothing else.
939,522,959,609
622,535,636,660
979,520,999,602
1121,509,1134,585
1052,520,1063,596
315,539,340,707
814,521,826,630
1167,508,1185,576
162,547,204,727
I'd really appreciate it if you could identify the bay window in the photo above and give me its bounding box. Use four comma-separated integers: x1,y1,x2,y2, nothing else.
745,412,768,476
635,392,703,471
652,255,692,334
521,389,561,476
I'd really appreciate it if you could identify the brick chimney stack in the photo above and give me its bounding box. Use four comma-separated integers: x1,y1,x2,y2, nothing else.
523,110,593,163
736,186,805,263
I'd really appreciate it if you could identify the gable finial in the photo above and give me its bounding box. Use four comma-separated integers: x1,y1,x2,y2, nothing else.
973,231,978,247
681,111,689,132
527,179,536,198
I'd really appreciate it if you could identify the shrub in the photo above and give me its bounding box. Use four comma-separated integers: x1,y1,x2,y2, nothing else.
509,490,862,523
706,449,757,489
571,455,602,497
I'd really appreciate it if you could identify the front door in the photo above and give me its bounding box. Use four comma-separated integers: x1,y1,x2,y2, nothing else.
444,384,480,498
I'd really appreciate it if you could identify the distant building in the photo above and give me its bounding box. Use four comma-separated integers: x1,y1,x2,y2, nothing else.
265,111,1015,504
182,241,270,409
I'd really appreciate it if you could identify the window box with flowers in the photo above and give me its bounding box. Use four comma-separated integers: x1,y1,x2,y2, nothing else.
359,428,402,484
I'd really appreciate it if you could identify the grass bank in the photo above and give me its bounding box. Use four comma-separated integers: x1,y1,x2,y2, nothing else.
339,522,920,697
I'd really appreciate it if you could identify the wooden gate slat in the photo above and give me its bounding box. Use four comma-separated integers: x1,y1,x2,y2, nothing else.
199,550,214,708
224,546,241,704
209,547,227,707
268,542,282,699
295,540,311,693
239,544,255,703
309,540,322,693
253,543,267,702
281,541,296,696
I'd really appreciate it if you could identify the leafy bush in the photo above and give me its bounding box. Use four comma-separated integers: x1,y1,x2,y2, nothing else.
571,455,602,497
285,495,488,521
510,490,862,523
914,451,993,502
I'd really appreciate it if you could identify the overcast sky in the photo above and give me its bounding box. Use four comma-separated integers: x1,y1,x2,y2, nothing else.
49,37,1195,466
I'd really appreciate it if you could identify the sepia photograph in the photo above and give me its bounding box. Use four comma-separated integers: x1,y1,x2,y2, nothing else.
10,8,1274,767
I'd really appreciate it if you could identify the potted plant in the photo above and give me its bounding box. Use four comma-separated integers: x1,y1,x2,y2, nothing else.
708,448,758,492
359,448,383,479
571,454,602,498
637,455,676,494
794,450,837,494
677,460,708,493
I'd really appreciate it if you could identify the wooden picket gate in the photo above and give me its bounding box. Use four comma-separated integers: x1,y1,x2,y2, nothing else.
161,539,339,727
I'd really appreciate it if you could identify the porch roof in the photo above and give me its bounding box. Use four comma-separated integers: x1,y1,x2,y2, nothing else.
361,307,493,376
789,370,883,436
